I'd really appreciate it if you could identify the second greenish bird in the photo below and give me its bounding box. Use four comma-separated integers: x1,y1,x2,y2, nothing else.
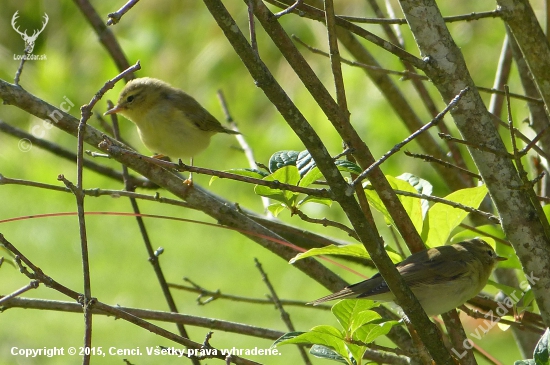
310,238,507,315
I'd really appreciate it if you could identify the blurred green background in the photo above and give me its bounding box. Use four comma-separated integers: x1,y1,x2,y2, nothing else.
0,1,542,364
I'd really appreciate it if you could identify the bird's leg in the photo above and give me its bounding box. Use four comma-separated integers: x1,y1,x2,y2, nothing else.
183,157,194,186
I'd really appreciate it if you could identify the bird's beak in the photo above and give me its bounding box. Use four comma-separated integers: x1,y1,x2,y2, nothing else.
104,105,124,115
496,255,508,262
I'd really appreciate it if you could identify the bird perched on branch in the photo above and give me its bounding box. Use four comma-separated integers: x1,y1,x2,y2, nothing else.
105,77,239,184
310,238,507,315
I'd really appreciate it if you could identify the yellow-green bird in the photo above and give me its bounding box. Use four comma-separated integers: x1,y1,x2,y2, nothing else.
105,77,239,183
310,238,507,315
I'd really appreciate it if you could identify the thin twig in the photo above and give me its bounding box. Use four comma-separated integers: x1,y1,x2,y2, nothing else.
0,280,39,305
505,86,550,239
263,0,426,70
324,0,349,115
217,90,271,213
490,115,550,160
293,35,427,80
0,235,261,365
352,88,469,187
404,151,482,180
363,186,500,224
254,258,312,365
438,133,514,158
74,0,134,80
339,9,502,24
293,34,542,105
14,54,28,85
169,279,331,309
0,121,152,188
460,305,542,334
292,208,359,240
519,126,549,155
66,62,141,364
274,0,302,18
106,0,140,25
247,0,258,55
1,296,287,340
458,224,511,246
175,157,332,198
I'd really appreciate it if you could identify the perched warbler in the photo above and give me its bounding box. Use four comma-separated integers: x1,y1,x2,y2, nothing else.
104,77,239,183
310,238,507,315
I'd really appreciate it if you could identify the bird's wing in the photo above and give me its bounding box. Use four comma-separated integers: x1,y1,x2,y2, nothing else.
173,91,239,135
397,248,470,287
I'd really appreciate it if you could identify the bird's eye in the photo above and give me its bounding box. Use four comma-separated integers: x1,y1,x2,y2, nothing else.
126,95,135,103
487,249,494,257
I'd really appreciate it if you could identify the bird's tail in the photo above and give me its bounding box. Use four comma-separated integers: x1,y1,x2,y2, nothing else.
307,287,357,306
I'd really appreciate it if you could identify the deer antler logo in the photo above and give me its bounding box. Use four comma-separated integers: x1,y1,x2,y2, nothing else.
11,11,49,53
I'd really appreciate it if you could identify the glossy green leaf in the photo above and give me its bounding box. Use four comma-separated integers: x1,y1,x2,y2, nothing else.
296,150,316,176
269,150,300,172
309,345,351,364
534,328,549,365
335,160,362,175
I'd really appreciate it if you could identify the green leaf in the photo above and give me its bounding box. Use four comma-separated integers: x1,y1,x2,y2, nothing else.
355,321,400,344
364,175,423,235
421,185,488,248
254,166,301,206
486,279,518,298
518,289,535,313
297,195,333,208
349,311,381,334
346,342,366,365
269,150,300,172
309,345,351,365
299,160,362,188
271,331,306,348
274,326,350,363
534,328,550,365
335,160,362,175
209,168,267,185
267,203,286,217
397,173,433,218
299,166,323,188
296,150,316,176
514,361,536,365
332,300,381,333
289,244,403,264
